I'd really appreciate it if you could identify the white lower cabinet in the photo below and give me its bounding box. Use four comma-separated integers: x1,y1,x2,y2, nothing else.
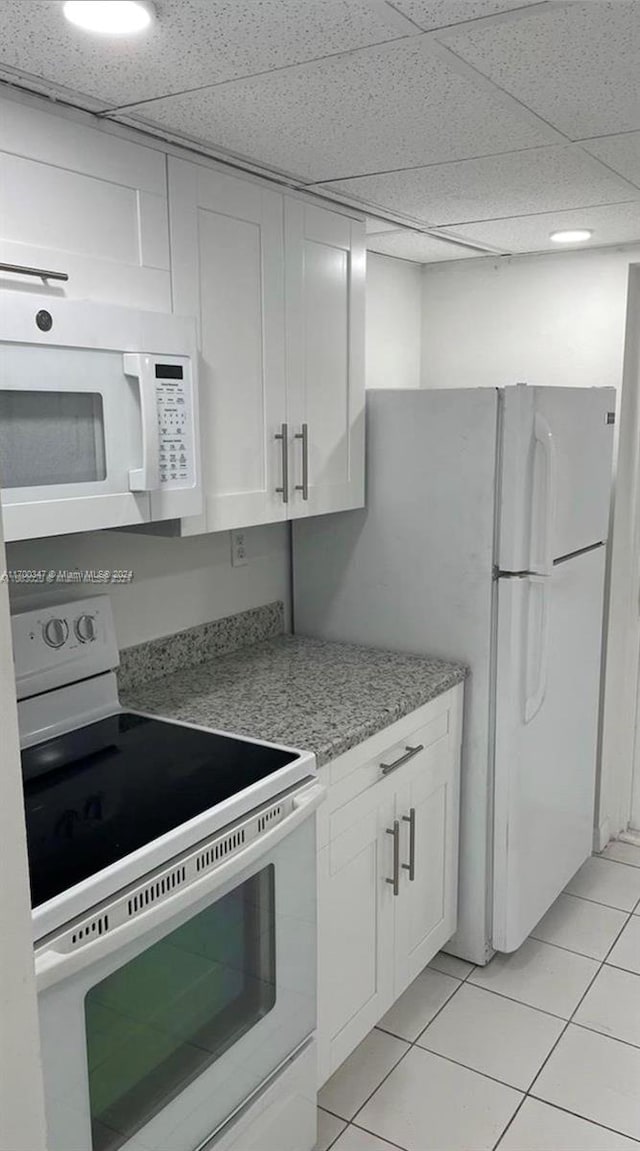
317,787,395,1079
316,685,463,1086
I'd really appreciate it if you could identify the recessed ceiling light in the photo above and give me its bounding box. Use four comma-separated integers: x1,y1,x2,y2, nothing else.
550,229,593,244
63,1,154,35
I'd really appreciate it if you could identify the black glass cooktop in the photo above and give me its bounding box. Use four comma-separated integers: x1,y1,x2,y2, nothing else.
22,712,297,909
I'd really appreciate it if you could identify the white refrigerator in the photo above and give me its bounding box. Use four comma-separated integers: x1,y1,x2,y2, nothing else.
292,385,615,965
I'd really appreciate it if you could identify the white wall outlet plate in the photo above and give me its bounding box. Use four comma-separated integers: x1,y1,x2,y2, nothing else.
230,530,249,567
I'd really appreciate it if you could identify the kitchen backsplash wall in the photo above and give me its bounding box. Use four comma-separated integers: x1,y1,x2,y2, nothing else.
118,601,284,693
7,523,290,649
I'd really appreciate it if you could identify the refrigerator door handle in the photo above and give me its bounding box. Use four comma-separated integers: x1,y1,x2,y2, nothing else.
530,412,557,577
523,574,550,724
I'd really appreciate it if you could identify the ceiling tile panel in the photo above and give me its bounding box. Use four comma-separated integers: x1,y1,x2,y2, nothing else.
439,2,640,139
389,0,542,32
446,201,640,253
0,0,410,109
368,229,483,261
581,133,640,191
123,38,555,182
325,145,639,226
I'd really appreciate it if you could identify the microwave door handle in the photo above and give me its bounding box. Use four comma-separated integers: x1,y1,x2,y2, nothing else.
35,782,325,992
123,353,161,492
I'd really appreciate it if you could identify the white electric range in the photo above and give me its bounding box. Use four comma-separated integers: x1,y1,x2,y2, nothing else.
13,595,322,1151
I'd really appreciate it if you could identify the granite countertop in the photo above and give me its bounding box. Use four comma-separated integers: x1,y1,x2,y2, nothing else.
122,632,467,768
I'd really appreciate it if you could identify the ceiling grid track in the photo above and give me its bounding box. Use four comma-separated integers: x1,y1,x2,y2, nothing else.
0,0,637,262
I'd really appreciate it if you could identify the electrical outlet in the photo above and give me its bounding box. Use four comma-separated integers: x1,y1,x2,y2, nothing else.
230,530,248,567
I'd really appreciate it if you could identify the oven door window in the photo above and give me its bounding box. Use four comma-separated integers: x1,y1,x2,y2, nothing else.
0,390,106,487
84,866,276,1151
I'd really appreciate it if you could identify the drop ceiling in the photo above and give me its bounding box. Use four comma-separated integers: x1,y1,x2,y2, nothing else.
0,0,638,263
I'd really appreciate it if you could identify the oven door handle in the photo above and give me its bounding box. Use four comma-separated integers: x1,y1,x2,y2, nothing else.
35,783,325,992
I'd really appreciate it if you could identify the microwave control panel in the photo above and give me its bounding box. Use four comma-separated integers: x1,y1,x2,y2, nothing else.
154,361,195,489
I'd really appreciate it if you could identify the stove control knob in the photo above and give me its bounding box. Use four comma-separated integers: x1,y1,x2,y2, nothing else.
75,614,97,644
43,617,69,649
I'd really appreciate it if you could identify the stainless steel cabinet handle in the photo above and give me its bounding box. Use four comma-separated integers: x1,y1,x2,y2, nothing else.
275,423,289,503
294,423,309,500
402,808,416,881
0,261,69,283
380,744,424,777
386,819,400,896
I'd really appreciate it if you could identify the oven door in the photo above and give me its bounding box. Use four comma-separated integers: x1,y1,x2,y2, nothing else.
35,784,322,1151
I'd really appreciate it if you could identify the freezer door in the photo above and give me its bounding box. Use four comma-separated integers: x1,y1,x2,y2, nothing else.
498,385,615,572
493,546,606,952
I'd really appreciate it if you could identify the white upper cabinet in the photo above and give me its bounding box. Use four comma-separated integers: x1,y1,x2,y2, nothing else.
169,158,288,532
0,95,365,534
168,157,365,534
0,98,171,310
285,200,366,519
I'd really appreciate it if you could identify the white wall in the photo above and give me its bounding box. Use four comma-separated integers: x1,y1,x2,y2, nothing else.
366,251,422,390
421,244,640,394
7,523,290,649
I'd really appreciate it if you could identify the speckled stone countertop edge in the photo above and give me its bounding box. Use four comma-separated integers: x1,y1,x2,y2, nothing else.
122,632,468,768
287,663,467,765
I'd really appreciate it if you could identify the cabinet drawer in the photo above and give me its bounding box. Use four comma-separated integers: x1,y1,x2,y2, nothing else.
328,703,451,818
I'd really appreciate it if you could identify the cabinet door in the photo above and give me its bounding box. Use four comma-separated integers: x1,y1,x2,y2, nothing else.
170,159,288,533
0,97,170,310
393,730,461,998
285,200,365,519
317,786,395,1085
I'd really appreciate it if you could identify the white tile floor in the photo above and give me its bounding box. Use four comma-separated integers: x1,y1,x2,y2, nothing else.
315,842,640,1151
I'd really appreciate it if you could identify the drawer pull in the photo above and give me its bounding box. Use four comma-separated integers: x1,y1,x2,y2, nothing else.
386,819,400,897
402,807,416,881
380,744,424,777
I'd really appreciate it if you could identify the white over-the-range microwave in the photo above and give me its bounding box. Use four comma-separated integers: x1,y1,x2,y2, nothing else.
0,293,202,541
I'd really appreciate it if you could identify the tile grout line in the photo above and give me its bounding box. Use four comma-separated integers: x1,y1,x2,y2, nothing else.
522,1095,640,1151
367,913,638,1146
560,888,640,913
523,1097,640,1147
571,1019,640,1054
345,972,471,1130
526,931,623,963
321,877,640,1150
492,898,639,1149
462,972,591,1022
